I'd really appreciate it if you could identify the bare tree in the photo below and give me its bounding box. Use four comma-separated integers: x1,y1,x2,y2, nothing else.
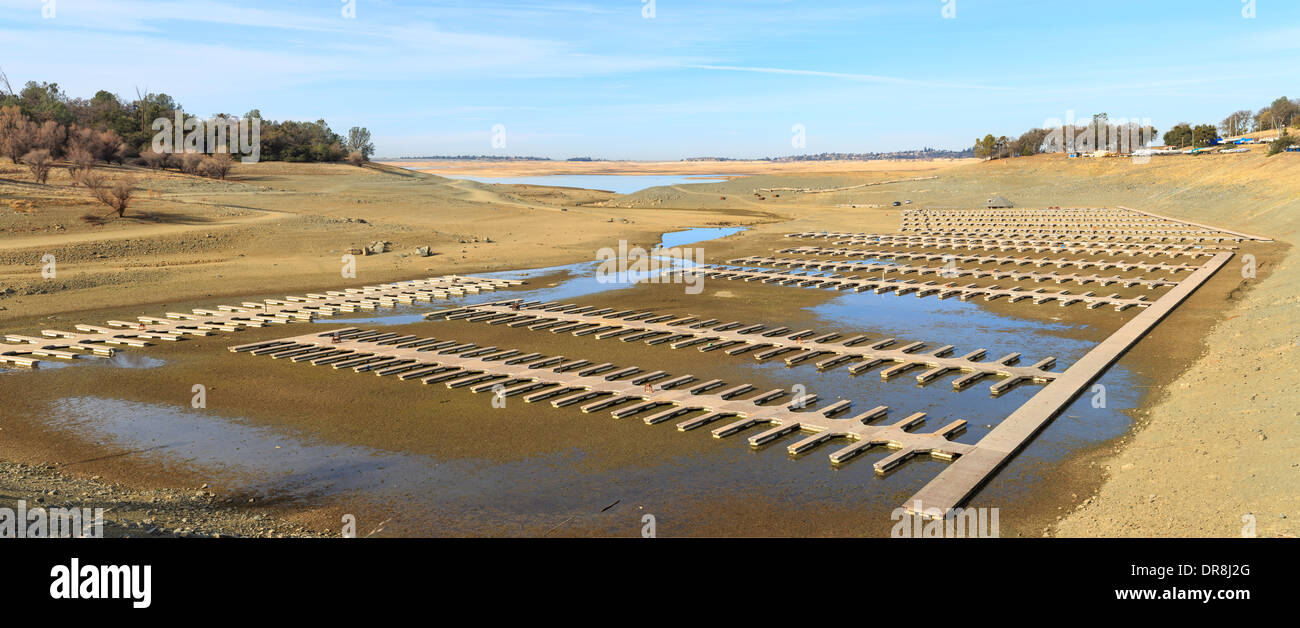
1220,111,1250,137
68,125,127,163
66,147,95,178
83,174,136,217
23,149,54,184
0,105,34,163
200,152,234,179
33,120,67,157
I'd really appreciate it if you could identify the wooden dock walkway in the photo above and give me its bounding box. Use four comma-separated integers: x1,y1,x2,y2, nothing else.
776,246,1201,274
901,251,1233,517
784,233,1237,258
230,328,973,472
424,300,1058,393
729,256,1179,289
685,266,1154,311
2,275,523,367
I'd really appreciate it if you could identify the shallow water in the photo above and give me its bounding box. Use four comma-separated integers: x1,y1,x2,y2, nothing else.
42,395,957,536
0,352,162,374
21,225,1140,535
320,226,746,326
292,223,1135,475
657,227,745,249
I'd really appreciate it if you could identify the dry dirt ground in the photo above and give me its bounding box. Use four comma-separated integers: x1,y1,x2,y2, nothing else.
2,152,1296,537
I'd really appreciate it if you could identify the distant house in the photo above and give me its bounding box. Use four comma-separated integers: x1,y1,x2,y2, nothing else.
985,195,1014,209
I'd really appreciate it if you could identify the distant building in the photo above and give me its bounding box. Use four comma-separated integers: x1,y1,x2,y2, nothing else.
985,195,1014,209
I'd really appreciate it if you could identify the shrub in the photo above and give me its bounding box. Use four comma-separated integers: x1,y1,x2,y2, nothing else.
180,152,204,174
82,173,135,217
67,125,126,163
199,152,234,179
141,149,169,169
22,149,54,183
66,147,94,178
1267,133,1297,156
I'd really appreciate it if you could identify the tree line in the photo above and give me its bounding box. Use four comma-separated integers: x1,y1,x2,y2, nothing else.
0,74,376,167
974,96,1300,158
0,73,378,220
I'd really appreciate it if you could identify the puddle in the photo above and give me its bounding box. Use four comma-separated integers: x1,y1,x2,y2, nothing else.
1,361,79,373
0,352,162,373
107,353,166,369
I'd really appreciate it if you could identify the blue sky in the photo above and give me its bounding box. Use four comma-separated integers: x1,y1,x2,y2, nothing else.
2,0,1297,159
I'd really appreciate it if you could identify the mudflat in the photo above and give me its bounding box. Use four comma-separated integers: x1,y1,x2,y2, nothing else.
3,152,1297,537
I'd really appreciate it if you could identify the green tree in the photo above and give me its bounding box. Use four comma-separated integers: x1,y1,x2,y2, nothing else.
16,81,73,124
1011,128,1049,156
1163,123,1193,148
1191,124,1219,148
346,127,375,159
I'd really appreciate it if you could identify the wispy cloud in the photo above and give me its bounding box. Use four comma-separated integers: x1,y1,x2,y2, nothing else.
687,64,1008,91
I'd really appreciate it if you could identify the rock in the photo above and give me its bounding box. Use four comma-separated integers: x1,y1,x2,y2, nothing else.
366,241,388,255
413,246,432,257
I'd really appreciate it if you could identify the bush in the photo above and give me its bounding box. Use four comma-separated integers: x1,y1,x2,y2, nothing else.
199,152,234,179
180,152,204,174
22,149,54,183
1267,133,1297,156
82,173,135,217
141,149,169,169
67,125,126,163
66,147,94,178
346,151,365,166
